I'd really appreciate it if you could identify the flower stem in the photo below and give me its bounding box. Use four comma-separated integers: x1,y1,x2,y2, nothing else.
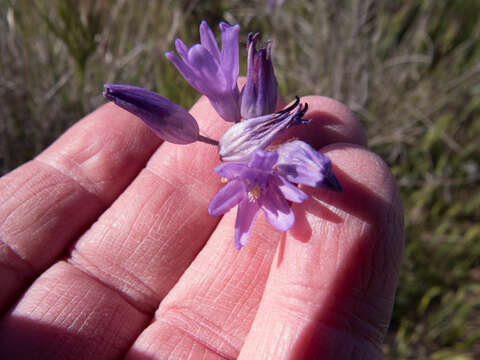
198,134,219,146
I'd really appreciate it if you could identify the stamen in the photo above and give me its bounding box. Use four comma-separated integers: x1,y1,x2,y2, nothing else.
278,96,300,114
220,177,229,183
248,185,262,202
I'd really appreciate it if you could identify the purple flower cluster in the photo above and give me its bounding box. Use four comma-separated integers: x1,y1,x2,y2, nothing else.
166,21,241,123
103,21,341,249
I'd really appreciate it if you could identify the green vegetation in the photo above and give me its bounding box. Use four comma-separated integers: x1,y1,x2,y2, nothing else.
1,0,479,358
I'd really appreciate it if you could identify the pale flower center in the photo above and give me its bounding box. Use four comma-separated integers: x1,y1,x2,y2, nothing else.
248,184,262,202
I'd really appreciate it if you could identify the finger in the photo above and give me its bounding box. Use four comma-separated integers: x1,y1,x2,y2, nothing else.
65,80,248,313
0,261,151,359
276,96,366,147
68,95,231,311
0,103,161,313
0,96,231,359
126,96,367,359
238,146,404,359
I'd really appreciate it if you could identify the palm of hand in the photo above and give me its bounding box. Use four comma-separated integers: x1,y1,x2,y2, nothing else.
0,95,403,359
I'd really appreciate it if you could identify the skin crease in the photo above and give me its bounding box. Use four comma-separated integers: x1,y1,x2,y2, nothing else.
0,91,403,359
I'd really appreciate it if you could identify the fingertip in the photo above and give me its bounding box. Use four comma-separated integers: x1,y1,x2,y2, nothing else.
277,95,367,148
295,143,404,298
323,143,404,274
302,143,404,270
239,145,403,359
322,143,400,206
310,95,366,145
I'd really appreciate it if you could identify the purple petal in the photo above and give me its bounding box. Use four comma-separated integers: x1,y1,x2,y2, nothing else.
276,140,342,192
166,21,241,123
249,149,278,171
214,162,248,180
218,98,308,162
234,199,260,249
272,175,308,203
208,179,246,217
174,38,189,61
167,48,239,123
322,170,342,192
165,51,199,88
240,33,277,119
200,20,221,60
260,185,295,231
187,45,222,85
219,22,240,88
257,41,277,115
207,89,241,123
103,84,199,144
240,34,258,119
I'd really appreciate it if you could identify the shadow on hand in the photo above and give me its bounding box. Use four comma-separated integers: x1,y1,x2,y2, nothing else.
274,102,365,149
0,313,147,359
283,146,403,358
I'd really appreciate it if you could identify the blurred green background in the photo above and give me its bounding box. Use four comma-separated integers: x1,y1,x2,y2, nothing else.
1,0,479,358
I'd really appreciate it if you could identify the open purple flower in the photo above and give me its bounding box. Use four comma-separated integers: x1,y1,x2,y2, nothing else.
240,33,278,119
218,97,309,162
276,140,342,192
209,149,307,249
165,21,241,123
103,84,199,144
102,20,345,251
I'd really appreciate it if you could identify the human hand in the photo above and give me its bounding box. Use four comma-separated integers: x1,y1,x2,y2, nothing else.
0,95,403,359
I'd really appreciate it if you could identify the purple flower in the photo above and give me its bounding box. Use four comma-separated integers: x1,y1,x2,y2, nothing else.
103,84,199,144
218,97,309,162
276,140,342,192
240,33,278,119
209,149,307,249
165,21,241,123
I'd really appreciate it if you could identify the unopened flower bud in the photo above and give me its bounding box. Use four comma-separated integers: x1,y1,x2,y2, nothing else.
103,84,199,144
240,33,278,119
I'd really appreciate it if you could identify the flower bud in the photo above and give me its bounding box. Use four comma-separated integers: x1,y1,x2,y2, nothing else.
103,84,199,144
240,33,278,119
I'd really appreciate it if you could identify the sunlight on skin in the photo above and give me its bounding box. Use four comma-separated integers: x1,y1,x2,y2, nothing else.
238,147,403,359
0,94,403,359
124,98,403,359
0,103,162,314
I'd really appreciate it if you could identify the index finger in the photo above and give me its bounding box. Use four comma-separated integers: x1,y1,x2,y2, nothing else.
0,103,161,313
